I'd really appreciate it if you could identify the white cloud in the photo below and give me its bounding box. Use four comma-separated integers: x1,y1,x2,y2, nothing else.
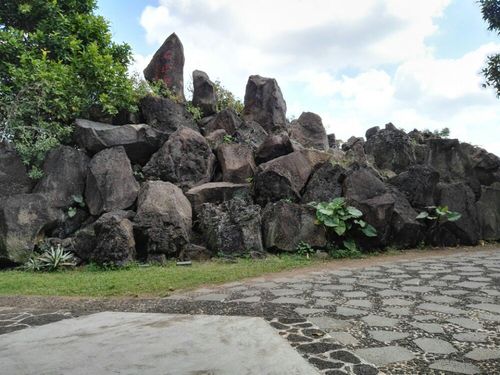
136,0,500,156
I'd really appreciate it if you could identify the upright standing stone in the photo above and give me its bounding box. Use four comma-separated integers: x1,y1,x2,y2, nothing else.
192,70,217,116
289,112,329,151
0,142,31,197
242,75,287,132
143,33,185,101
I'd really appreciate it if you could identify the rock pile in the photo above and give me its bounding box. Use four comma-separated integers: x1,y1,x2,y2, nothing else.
1,33,499,265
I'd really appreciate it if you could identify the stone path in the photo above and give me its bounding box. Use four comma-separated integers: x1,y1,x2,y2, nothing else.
1,249,500,374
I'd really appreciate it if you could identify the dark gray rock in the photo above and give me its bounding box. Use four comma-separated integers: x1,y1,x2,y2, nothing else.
327,133,336,148
289,112,329,151
73,119,161,164
192,70,216,116
389,188,425,249
139,95,198,135
364,124,416,173
71,225,97,262
85,146,139,216
0,193,63,263
186,182,251,216
388,165,440,208
179,243,212,261
254,150,331,205
143,33,185,101
203,109,241,136
342,137,368,165
33,146,89,207
476,182,500,240
205,129,227,151
242,75,287,132
217,143,256,183
302,162,346,204
143,127,215,191
365,126,380,140
92,210,136,266
134,181,192,257
463,143,500,186
234,120,268,150
0,142,31,197
262,201,327,252
198,198,263,255
255,131,293,164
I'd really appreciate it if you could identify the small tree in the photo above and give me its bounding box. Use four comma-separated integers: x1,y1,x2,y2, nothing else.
0,0,136,177
479,0,500,97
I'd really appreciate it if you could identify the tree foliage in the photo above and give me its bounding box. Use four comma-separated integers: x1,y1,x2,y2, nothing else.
0,0,136,176
479,0,500,97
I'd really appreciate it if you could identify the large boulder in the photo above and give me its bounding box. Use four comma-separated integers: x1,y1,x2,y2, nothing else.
364,124,416,173
0,193,63,263
242,75,287,132
73,119,162,164
139,95,198,135
33,145,89,207
198,198,263,255
388,188,425,249
327,133,336,149
203,109,241,136
262,201,327,252
476,182,500,240
192,70,217,116
186,182,252,216
289,112,329,151
302,162,346,204
85,146,139,216
92,210,136,266
0,142,31,197
431,182,480,246
217,143,256,183
254,150,331,205
143,127,215,190
388,165,440,209
234,120,268,150
143,33,185,101
134,181,192,257
255,131,293,164
342,136,368,165
461,143,500,187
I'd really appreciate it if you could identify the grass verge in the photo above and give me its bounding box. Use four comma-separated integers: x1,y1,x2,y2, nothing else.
0,255,326,298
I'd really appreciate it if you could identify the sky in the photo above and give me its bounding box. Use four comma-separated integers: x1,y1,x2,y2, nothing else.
97,0,500,156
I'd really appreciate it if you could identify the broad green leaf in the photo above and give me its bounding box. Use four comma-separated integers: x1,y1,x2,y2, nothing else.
416,211,429,220
361,224,377,237
334,222,347,236
347,206,363,218
446,212,462,222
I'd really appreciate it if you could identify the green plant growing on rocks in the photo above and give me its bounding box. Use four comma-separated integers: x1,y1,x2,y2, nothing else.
310,197,377,253
327,240,363,259
186,102,202,121
416,206,462,223
223,134,235,144
67,194,85,218
296,241,315,259
214,80,244,114
23,244,76,272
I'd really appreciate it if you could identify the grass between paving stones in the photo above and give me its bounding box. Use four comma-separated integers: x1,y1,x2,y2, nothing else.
0,255,326,297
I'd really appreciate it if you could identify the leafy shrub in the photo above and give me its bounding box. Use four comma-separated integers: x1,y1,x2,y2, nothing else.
328,240,363,259
416,206,462,223
214,80,244,114
23,244,76,272
223,134,235,144
296,241,315,259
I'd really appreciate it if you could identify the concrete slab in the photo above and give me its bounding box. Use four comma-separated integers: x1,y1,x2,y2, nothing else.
0,312,320,375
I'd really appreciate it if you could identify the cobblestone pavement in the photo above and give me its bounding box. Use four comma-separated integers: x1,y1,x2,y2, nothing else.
2,249,500,374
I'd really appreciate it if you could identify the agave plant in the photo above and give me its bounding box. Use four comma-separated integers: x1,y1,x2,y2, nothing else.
30,244,76,271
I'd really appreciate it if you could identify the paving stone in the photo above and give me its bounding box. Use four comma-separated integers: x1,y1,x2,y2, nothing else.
468,277,491,282
312,291,335,298
270,297,307,305
410,322,444,334
414,338,457,354
401,278,421,285
329,349,362,364
361,315,399,327
338,278,357,284
377,289,413,297
358,282,390,289
423,295,460,304
345,300,372,309
297,342,342,354
441,275,461,281
429,360,480,374
232,296,261,303
455,281,489,289
467,303,500,314
478,312,500,322
382,298,414,306
447,318,482,330
369,330,409,342
294,308,326,316
428,281,448,287
417,303,467,315
254,282,279,289
465,348,500,361
352,364,378,375
315,300,336,307
193,294,229,302
308,317,352,331
343,291,367,298
329,332,359,346
335,307,368,317
481,289,500,296
441,290,470,296
240,290,260,296
321,285,354,291
452,332,488,342
383,307,411,316
328,270,353,276
354,346,415,366
289,283,314,290
270,289,304,296
308,357,343,370
401,286,435,293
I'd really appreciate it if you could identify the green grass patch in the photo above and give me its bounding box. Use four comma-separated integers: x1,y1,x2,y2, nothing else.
0,255,326,298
